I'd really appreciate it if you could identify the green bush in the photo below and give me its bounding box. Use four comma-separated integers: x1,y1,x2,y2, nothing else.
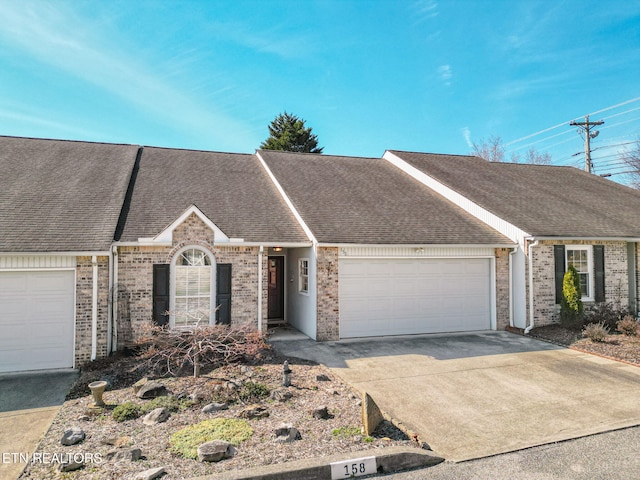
560,266,584,328
616,315,639,337
238,382,270,403
170,418,253,459
112,402,142,422
583,322,609,342
140,395,191,414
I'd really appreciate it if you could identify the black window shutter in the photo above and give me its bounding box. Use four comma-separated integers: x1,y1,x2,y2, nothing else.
152,264,170,326
554,245,566,304
594,245,605,302
216,264,232,325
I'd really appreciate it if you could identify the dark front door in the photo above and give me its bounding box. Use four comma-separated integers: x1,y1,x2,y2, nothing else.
267,256,284,319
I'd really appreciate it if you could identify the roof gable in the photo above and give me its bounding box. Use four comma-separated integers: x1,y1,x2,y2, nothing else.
0,136,139,252
258,149,511,245
116,147,309,244
388,150,640,238
142,205,232,244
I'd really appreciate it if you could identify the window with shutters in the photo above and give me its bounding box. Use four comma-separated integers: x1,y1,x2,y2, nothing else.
173,247,214,327
566,246,593,301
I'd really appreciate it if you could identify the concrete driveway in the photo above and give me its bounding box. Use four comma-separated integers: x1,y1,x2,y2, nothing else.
0,370,77,480
271,331,640,461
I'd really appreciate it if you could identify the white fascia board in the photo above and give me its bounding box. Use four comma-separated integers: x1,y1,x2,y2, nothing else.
0,250,110,256
526,236,640,242
256,152,317,244
383,151,530,244
146,205,231,244
318,242,517,248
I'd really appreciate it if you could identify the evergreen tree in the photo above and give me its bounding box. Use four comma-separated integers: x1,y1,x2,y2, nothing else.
560,265,584,328
260,112,323,153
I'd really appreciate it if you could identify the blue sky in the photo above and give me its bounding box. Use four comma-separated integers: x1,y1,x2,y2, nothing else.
1,1,639,180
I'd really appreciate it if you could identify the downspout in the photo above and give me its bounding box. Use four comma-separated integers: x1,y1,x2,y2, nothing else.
257,246,264,334
524,239,539,334
112,245,119,352
91,256,99,360
508,245,518,328
107,247,113,355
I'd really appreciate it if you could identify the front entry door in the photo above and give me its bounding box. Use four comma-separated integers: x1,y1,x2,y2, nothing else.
267,256,284,320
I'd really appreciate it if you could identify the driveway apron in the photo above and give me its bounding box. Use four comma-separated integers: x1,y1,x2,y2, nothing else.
0,370,77,480
272,332,640,461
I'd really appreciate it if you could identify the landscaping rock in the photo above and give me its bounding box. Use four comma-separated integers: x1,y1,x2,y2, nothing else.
132,377,149,394
238,404,269,419
134,466,166,480
311,406,332,420
61,426,85,446
137,382,168,399
58,459,84,472
106,447,142,462
197,440,236,462
274,423,301,443
270,388,294,402
202,402,228,413
316,374,331,382
188,388,208,402
143,407,170,425
101,436,132,447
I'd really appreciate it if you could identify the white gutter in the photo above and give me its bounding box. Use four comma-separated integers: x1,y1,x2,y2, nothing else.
107,248,113,355
112,245,119,352
91,255,99,360
257,245,264,333
524,239,539,334
508,245,518,328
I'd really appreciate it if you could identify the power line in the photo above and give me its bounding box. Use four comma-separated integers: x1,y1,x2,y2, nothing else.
569,115,604,173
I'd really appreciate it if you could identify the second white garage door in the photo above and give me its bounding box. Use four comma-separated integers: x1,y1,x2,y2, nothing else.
339,258,492,338
0,270,75,373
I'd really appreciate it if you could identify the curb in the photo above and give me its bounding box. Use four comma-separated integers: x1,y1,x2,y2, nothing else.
190,445,445,480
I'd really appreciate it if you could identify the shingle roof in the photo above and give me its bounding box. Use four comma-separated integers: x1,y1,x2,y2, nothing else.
0,136,138,252
117,147,308,243
259,150,511,245
390,150,640,238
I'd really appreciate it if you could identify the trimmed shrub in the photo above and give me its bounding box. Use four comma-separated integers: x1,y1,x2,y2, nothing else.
583,322,609,342
560,266,583,328
616,315,639,337
585,302,631,331
112,402,142,422
170,418,253,459
238,382,270,403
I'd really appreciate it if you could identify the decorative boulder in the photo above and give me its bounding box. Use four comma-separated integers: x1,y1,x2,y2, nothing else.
105,447,142,462
143,407,170,425
311,406,331,420
270,388,294,402
61,426,85,446
238,404,269,419
134,466,166,480
202,402,228,413
132,378,149,394
58,459,84,472
197,440,236,462
137,382,169,399
316,374,331,382
274,423,302,443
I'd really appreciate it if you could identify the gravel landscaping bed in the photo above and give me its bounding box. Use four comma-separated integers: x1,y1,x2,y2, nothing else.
19,350,414,480
530,324,640,365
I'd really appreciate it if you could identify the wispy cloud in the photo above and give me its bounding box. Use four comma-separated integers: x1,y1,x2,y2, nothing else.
412,0,439,22
437,64,452,86
461,127,472,148
0,2,252,148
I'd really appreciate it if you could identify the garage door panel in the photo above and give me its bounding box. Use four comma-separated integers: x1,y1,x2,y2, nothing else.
339,258,491,338
0,271,74,372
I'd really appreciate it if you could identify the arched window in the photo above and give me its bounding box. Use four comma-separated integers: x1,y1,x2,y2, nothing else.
172,247,215,327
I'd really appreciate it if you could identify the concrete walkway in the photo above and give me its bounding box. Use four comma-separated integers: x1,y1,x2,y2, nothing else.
271,331,640,462
0,370,77,480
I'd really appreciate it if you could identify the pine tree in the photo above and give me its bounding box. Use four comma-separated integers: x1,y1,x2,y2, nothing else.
260,112,323,153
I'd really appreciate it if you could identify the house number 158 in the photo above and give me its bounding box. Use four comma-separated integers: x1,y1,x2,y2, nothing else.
330,456,376,479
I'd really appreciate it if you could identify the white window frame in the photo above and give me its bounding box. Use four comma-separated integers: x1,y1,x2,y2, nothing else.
565,245,594,301
298,258,309,295
170,246,216,328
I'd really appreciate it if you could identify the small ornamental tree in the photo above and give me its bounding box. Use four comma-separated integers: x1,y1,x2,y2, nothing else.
560,265,584,328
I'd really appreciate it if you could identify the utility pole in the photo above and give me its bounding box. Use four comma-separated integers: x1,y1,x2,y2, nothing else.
570,115,604,173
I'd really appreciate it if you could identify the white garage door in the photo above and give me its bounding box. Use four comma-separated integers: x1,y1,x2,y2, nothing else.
0,271,75,372
339,258,491,338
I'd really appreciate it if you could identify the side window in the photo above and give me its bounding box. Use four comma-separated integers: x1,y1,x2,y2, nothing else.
299,258,309,294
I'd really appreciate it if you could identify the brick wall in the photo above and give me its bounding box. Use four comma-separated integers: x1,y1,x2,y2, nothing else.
316,247,339,341
495,248,510,330
528,240,630,326
115,213,266,348
75,256,109,365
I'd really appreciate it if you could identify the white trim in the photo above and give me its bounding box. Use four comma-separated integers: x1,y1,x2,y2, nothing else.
0,255,77,269
256,152,317,244
298,258,310,295
91,256,98,361
338,245,497,258
565,244,595,301
142,205,231,244
258,246,264,333
0,251,110,257
383,151,530,243
114,240,313,248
